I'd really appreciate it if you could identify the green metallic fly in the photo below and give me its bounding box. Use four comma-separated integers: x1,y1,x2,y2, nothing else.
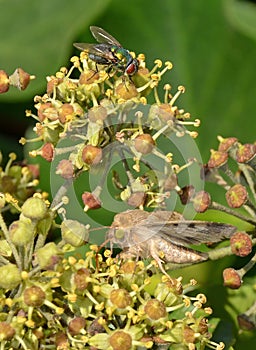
73,26,138,77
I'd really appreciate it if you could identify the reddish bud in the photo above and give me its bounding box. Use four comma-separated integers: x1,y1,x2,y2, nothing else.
236,143,256,163
37,103,58,121
179,185,195,205
218,137,238,152
55,332,69,349
56,160,74,179
23,286,46,307
225,184,247,208
134,134,155,154
230,232,252,257
82,145,102,165
127,191,146,207
238,313,256,331
192,191,211,213
0,70,9,93
82,192,101,211
74,268,90,290
0,322,15,341
41,142,55,162
46,76,63,95
58,103,74,123
79,71,99,84
9,68,32,90
163,173,178,191
68,317,86,335
88,318,106,335
207,150,228,168
183,326,195,344
223,268,242,289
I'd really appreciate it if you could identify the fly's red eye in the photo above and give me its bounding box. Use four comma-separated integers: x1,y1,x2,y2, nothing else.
126,62,137,75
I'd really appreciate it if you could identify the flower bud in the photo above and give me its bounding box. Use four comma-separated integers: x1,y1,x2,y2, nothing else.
0,70,9,93
23,286,46,307
68,317,86,335
36,242,62,269
115,81,138,100
88,318,106,335
88,105,108,122
22,197,48,220
230,232,252,257
55,332,69,349
127,191,146,207
223,268,242,289
58,103,74,123
110,289,132,308
0,322,15,341
163,173,178,191
9,68,32,90
82,145,102,165
179,185,195,205
56,160,74,179
0,264,21,289
225,184,247,208
144,299,167,320
134,134,155,154
218,136,237,152
192,191,211,213
236,143,256,163
79,71,99,84
40,142,55,162
82,192,101,211
74,268,90,290
61,219,89,247
9,219,35,246
183,326,196,344
207,150,228,168
109,330,132,350
37,103,58,121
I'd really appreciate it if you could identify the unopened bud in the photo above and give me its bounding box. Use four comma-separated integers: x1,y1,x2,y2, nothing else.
134,134,155,154
225,184,247,208
230,232,252,257
223,267,242,289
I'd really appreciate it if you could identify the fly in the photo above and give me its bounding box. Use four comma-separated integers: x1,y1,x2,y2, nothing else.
107,210,236,276
74,26,138,76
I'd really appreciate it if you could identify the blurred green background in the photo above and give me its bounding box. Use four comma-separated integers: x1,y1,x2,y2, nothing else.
1,0,256,348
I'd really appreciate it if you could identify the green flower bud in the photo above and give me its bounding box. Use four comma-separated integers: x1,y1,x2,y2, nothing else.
134,134,155,154
110,289,132,309
36,242,62,269
61,219,89,247
0,264,21,289
22,197,48,220
109,330,132,350
144,299,167,320
9,219,35,246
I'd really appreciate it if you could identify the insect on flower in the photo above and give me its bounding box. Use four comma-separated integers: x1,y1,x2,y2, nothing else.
107,210,236,276
74,26,139,76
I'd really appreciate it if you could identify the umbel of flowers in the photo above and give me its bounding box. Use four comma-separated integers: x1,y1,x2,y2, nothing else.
0,31,256,349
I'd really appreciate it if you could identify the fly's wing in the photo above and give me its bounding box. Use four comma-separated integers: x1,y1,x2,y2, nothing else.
90,26,121,47
73,43,116,61
148,220,236,246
